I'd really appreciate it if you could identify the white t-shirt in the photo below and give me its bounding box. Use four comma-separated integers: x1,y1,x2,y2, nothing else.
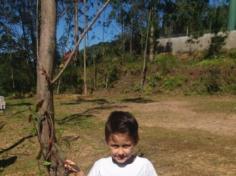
87,156,158,176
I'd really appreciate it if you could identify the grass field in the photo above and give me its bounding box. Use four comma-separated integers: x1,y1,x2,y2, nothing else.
0,93,236,176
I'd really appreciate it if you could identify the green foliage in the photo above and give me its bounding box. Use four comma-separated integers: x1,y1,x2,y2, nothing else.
124,60,143,75
123,53,138,63
105,63,119,88
59,65,82,93
203,68,221,93
132,83,142,92
0,52,35,96
143,84,153,95
197,57,235,67
206,34,227,58
147,74,161,88
227,49,236,59
43,161,51,166
140,74,162,95
163,75,185,91
155,54,179,75
189,57,236,94
222,83,236,94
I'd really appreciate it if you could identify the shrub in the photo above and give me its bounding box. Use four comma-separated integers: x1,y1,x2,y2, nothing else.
195,58,236,94
163,75,185,91
203,68,221,93
206,34,227,58
124,60,143,76
103,62,120,88
155,54,179,75
60,65,81,93
147,74,161,88
228,49,236,59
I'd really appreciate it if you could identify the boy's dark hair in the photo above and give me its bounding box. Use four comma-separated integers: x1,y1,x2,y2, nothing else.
105,111,139,144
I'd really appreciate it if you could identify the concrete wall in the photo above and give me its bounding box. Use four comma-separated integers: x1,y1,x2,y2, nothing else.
157,30,236,54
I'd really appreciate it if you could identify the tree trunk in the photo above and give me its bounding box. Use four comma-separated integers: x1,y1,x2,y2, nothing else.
129,19,133,54
149,7,155,62
11,68,15,90
121,9,125,63
93,57,97,90
56,78,61,94
35,1,110,175
37,0,65,175
83,0,88,95
141,9,151,89
149,23,154,62
74,0,79,61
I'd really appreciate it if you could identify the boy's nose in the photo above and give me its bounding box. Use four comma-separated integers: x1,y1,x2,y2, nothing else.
117,147,125,155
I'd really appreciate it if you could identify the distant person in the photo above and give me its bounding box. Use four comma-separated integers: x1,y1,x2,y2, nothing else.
65,111,158,176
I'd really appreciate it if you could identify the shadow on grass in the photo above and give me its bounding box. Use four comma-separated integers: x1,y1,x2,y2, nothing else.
11,109,29,116
121,97,154,103
57,105,127,125
84,105,128,113
0,121,6,130
61,98,110,105
7,102,32,107
0,156,17,168
0,134,36,154
57,113,94,125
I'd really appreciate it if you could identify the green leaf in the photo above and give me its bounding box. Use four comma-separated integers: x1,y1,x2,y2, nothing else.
43,161,51,166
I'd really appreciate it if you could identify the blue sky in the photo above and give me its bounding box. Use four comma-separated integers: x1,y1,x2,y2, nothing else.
56,3,120,50
56,0,229,51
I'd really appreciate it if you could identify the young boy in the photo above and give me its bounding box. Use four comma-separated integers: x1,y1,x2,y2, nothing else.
65,111,158,176
88,111,158,176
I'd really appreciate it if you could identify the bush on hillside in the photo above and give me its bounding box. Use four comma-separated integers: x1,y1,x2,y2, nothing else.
206,34,227,58
188,58,236,94
162,75,185,91
59,65,82,93
155,54,180,75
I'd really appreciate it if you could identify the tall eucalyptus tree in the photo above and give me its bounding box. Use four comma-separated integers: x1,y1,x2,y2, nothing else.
37,0,110,175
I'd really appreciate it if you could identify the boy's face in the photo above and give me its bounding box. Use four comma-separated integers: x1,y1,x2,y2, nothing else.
107,133,135,164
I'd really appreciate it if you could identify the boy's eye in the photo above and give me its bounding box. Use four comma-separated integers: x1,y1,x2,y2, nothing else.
122,144,131,148
110,144,132,148
111,144,119,148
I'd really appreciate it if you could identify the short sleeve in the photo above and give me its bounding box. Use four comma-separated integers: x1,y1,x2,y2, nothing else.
87,161,100,176
145,159,158,176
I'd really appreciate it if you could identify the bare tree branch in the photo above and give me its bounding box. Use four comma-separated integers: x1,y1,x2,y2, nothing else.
51,0,111,85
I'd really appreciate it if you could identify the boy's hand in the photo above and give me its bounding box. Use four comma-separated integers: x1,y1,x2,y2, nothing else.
64,159,85,176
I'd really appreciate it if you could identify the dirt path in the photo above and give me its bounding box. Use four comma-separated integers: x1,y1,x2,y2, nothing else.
93,97,236,137
126,100,236,137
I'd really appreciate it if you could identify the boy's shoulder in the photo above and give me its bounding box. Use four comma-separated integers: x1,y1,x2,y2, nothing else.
94,156,112,165
134,156,153,165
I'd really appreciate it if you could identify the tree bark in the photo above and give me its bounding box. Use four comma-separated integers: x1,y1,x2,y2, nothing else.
83,0,88,95
74,0,79,61
36,1,110,175
93,57,97,90
141,9,151,89
37,0,65,175
149,7,155,62
129,19,133,54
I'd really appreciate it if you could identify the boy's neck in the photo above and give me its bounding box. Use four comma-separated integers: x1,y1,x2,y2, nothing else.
112,155,137,167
